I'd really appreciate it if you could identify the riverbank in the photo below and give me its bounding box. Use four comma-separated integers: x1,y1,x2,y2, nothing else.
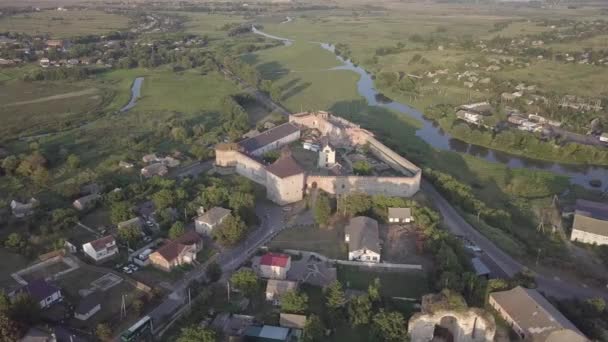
419,105,608,167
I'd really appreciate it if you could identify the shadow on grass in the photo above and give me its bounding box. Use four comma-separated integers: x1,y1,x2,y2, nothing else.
256,61,289,81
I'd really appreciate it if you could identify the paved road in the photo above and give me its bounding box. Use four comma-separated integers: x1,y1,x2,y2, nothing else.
147,201,286,328
422,180,608,300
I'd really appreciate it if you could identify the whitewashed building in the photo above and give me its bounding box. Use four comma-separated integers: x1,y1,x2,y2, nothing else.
570,199,608,246
82,235,119,262
388,207,413,223
345,216,381,263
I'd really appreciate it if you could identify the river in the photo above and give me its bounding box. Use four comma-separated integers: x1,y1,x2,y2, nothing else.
120,77,144,112
252,26,608,188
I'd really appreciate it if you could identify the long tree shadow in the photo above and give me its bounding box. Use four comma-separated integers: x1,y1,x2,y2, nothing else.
281,81,311,101
255,61,289,81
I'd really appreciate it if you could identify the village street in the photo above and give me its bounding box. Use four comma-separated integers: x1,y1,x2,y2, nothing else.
422,180,608,300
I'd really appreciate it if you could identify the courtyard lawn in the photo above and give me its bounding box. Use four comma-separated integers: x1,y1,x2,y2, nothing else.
0,10,130,37
337,264,429,299
268,225,348,260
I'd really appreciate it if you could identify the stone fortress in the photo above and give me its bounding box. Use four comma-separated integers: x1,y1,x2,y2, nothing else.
215,111,422,205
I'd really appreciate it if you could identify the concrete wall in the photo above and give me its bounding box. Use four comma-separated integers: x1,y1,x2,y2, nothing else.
306,174,420,198
408,309,496,342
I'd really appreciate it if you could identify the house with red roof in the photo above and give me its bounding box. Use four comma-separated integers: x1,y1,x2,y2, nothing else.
149,231,203,271
259,253,291,280
82,235,118,262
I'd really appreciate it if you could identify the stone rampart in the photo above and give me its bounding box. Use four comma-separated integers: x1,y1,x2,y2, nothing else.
408,309,496,342
307,174,420,197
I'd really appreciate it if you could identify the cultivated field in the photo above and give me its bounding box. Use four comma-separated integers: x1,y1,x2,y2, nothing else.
0,9,130,37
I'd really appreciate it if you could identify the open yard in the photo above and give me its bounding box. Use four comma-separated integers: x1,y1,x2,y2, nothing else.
268,225,347,260
0,249,29,290
55,266,146,331
0,9,130,37
337,264,428,299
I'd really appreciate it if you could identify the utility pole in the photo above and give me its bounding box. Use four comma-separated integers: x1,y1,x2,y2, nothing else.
121,294,127,318
227,281,231,301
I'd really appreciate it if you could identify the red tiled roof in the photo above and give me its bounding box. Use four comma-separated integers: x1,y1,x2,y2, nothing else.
260,253,290,267
154,241,187,262
265,153,304,179
88,235,116,252
176,230,202,245
154,231,201,262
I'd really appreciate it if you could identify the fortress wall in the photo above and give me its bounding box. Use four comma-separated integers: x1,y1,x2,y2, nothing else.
267,173,306,205
307,174,420,198
216,149,267,185
367,136,421,176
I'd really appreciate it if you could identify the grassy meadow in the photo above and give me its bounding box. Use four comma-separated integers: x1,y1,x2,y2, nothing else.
0,9,130,37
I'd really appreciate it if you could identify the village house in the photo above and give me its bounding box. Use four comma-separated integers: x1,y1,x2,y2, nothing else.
82,235,119,262
148,231,203,271
74,295,101,321
508,114,527,125
345,216,381,263
456,110,483,125
142,153,158,163
10,198,38,218
600,133,608,143
244,325,293,342
119,161,134,169
489,286,587,342
72,193,100,211
141,163,168,178
16,279,63,309
45,39,64,49
388,207,413,223
570,199,608,246
259,253,291,280
265,279,298,302
280,313,306,330
117,217,143,231
195,207,231,235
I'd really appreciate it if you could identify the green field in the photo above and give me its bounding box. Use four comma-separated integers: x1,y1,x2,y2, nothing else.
269,225,348,259
181,12,247,38
0,79,109,140
244,42,362,112
337,264,429,299
0,10,130,37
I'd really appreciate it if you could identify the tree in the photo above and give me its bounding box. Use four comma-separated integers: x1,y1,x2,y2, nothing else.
372,310,408,342
340,193,372,216
325,281,346,311
0,311,22,342
169,221,186,239
31,168,50,187
303,314,325,342
171,126,189,142
177,325,216,342
10,293,40,326
5,233,25,250
213,214,247,246
152,189,175,210
281,290,309,314
313,193,332,226
348,294,372,326
352,160,373,175
1,156,19,175
110,201,133,224
66,154,80,169
117,225,141,245
368,277,381,302
206,261,222,283
96,323,112,341
230,269,258,296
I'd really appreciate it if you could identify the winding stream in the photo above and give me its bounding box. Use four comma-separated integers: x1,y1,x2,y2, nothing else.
120,77,144,112
252,26,608,188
